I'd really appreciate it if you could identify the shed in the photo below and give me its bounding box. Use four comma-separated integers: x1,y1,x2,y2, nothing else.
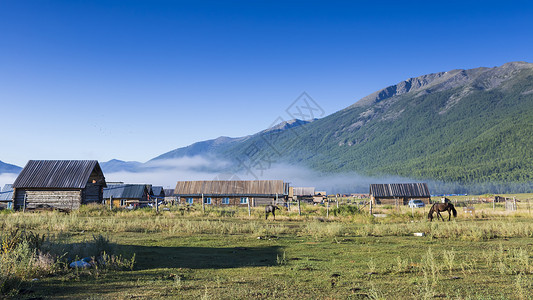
174,180,289,206
0,190,13,209
369,183,431,205
12,160,107,210
103,184,150,207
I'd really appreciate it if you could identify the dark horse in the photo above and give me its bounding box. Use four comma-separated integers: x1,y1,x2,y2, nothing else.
428,201,457,221
265,205,280,220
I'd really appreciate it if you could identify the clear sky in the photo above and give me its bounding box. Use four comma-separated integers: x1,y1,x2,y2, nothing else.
1,0,532,166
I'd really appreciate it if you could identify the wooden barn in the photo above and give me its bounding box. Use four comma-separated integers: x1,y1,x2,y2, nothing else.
103,184,151,208
174,180,289,207
12,160,107,210
369,183,431,205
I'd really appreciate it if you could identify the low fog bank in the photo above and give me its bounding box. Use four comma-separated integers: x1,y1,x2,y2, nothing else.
104,158,410,192
0,173,18,190
103,157,533,194
2,156,530,195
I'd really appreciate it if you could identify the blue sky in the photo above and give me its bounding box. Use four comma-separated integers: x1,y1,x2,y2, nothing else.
1,0,532,166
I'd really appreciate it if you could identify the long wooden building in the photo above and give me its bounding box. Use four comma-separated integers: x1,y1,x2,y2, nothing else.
174,180,289,206
369,183,431,205
12,160,107,210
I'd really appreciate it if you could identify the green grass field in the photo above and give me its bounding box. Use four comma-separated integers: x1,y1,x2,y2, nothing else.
1,200,533,299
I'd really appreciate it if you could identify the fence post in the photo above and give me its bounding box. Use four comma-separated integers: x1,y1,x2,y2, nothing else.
298,198,301,216
336,194,339,209
23,193,27,212
369,198,373,215
110,195,113,210
202,193,205,213
326,197,330,218
247,197,251,217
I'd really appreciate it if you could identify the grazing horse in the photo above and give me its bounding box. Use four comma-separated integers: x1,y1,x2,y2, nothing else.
428,202,457,221
265,205,280,220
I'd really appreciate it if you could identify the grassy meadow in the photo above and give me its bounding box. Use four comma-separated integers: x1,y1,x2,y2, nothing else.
1,196,533,299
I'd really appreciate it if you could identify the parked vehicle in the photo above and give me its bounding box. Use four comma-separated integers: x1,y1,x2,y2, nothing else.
408,199,425,208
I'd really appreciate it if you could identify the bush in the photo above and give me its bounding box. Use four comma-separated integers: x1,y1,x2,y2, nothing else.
331,205,361,217
0,230,135,296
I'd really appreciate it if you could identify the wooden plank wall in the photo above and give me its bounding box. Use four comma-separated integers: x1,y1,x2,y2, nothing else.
179,196,275,207
14,189,82,210
83,183,103,204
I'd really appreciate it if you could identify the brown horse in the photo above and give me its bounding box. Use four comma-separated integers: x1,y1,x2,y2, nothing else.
428,202,457,221
265,205,280,220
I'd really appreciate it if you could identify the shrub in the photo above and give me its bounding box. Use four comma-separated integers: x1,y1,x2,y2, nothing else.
331,205,361,217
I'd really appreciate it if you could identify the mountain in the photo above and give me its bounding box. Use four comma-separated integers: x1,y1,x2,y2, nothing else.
100,159,143,173
150,136,246,161
0,161,22,174
151,119,314,161
151,62,533,192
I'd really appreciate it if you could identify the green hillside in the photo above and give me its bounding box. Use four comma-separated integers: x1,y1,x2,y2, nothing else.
219,63,533,190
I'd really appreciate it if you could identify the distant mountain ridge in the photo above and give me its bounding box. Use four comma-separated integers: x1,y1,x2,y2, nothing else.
150,119,314,161
98,119,314,173
351,61,531,108
0,161,22,174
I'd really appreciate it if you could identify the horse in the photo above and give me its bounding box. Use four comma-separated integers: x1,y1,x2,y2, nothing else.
428,201,457,221
265,205,280,220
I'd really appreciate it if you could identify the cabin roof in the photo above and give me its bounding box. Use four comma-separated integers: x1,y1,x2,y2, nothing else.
103,184,148,199
0,190,13,201
13,160,106,189
2,184,13,192
370,183,430,198
292,187,315,196
151,186,165,197
174,180,286,196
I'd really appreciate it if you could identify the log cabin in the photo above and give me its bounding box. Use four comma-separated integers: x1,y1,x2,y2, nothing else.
174,180,289,207
369,183,431,205
12,160,107,210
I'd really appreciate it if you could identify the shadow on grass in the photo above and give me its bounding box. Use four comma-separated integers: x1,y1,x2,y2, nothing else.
27,243,283,299
120,244,284,270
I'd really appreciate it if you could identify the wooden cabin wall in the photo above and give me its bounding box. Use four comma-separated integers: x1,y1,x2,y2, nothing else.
83,183,104,204
178,196,275,207
14,189,82,210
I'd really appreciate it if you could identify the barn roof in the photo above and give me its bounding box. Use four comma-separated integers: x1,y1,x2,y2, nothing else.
13,160,106,189
174,180,286,196
164,189,174,196
103,184,148,199
2,184,13,192
370,183,430,198
152,186,165,197
0,190,13,201
292,187,315,196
